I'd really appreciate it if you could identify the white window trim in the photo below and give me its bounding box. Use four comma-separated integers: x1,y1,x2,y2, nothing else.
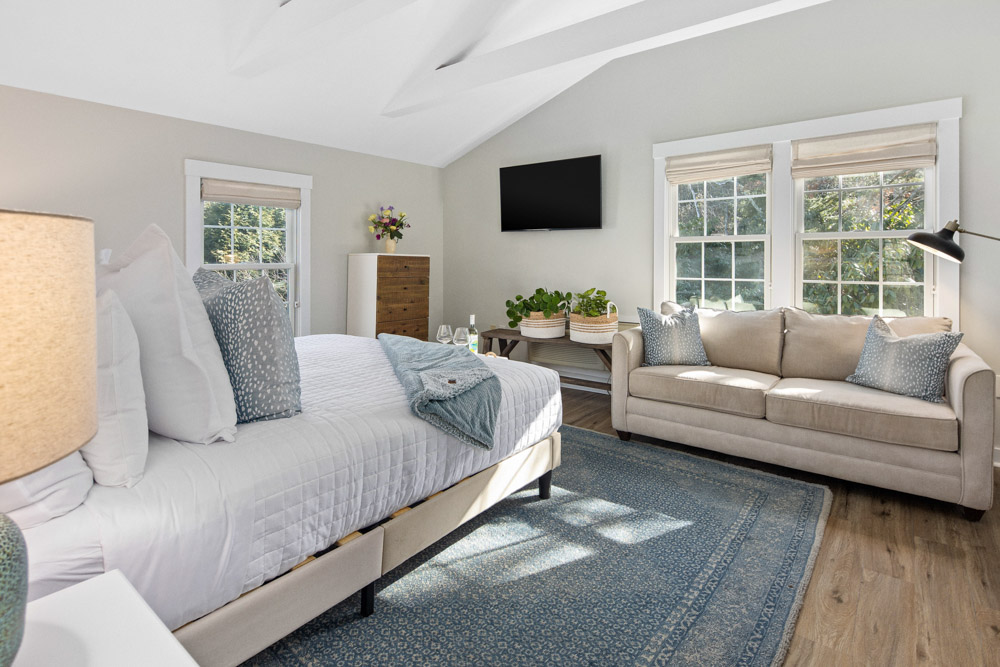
184,159,313,335
652,98,962,326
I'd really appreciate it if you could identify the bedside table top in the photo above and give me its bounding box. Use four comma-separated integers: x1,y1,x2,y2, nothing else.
14,570,197,666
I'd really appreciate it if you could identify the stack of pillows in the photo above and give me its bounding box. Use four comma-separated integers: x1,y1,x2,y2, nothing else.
0,224,301,530
637,304,963,404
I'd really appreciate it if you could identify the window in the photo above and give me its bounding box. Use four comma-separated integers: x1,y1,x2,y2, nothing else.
672,173,769,310
666,144,772,311
799,169,929,316
202,201,294,311
184,160,312,335
653,99,961,325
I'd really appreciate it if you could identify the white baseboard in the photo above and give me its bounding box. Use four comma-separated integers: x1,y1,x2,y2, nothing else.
560,381,609,395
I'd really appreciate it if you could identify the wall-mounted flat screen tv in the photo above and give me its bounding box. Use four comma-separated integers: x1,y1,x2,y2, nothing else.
499,155,602,231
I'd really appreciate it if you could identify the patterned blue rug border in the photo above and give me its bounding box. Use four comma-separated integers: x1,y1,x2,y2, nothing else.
561,425,832,666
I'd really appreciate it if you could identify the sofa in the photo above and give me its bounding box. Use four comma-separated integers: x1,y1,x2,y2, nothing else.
611,304,996,516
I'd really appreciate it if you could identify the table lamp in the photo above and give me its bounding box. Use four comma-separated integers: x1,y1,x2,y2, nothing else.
0,210,97,666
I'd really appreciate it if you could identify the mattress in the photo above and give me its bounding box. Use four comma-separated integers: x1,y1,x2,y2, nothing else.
22,335,562,630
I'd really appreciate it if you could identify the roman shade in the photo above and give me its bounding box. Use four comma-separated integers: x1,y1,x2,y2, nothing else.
201,178,301,209
791,123,937,179
665,144,772,184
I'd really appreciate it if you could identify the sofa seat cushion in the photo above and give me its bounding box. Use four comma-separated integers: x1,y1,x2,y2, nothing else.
766,378,958,451
629,365,780,418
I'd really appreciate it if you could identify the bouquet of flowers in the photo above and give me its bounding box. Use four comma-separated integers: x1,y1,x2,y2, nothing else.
367,205,410,241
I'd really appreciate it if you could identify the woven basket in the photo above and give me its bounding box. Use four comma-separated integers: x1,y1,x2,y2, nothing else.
569,302,618,344
519,310,566,339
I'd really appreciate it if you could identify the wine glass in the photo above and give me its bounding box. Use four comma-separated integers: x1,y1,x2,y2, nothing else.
453,327,470,348
436,324,453,344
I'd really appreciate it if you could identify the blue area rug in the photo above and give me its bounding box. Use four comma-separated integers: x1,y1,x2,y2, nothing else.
244,426,830,666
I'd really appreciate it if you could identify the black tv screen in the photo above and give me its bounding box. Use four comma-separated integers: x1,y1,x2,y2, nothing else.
500,155,602,231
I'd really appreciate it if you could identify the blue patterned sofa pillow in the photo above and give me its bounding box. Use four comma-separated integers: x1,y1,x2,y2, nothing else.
637,306,710,367
193,269,301,423
847,315,963,403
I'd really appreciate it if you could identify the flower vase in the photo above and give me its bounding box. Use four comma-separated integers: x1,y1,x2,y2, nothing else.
385,238,397,254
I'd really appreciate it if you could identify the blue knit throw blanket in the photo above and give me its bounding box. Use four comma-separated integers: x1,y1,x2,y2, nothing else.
378,334,501,450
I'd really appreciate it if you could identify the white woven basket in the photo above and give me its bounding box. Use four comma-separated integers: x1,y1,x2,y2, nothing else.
569,301,618,344
519,311,566,339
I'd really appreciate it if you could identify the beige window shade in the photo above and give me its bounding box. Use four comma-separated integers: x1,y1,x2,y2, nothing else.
791,123,936,180
201,178,301,209
665,144,772,184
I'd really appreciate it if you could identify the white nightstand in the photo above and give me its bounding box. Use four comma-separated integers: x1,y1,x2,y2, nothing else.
13,570,197,666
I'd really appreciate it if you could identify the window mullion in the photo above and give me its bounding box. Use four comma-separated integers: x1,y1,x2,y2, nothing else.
257,206,264,262
700,240,706,301
730,240,736,301
229,203,235,263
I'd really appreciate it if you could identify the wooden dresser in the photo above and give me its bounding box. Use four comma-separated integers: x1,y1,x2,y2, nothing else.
346,253,429,340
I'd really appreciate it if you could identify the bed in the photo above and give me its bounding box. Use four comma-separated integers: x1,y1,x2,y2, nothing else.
22,334,563,666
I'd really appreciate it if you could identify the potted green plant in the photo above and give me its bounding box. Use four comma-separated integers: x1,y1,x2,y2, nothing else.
569,288,618,344
506,288,572,339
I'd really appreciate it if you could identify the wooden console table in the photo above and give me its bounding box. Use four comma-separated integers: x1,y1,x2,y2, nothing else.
480,328,613,391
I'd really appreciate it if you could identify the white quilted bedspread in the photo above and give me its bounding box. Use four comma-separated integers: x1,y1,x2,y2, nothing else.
26,335,562,630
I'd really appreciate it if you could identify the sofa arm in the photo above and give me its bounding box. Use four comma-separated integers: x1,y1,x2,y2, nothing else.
946,344,996,510
611,328,644,432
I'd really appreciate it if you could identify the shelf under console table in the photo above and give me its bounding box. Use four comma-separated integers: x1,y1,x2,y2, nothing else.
479,328,613,391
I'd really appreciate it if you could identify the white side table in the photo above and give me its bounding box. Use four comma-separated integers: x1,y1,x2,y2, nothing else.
13,570,197,666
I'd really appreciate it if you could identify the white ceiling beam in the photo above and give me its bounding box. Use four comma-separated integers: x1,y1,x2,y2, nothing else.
230,0,420,77
383,0,833,117
402,0,508,78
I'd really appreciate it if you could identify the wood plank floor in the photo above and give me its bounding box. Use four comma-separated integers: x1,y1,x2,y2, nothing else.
559,388,1000,667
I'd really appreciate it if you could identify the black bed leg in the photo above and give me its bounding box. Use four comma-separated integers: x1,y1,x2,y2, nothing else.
360,582,375,617
539,470,553,500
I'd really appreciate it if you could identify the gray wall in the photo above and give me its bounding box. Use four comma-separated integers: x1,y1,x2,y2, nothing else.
441,0,1000,378
0,85,445,337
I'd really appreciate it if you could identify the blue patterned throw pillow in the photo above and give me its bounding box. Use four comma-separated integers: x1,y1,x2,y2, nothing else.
846,315,963,403
193,269,301,423
637,306,710,367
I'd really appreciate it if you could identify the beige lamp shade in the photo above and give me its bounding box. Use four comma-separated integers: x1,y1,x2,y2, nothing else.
0,210,97,483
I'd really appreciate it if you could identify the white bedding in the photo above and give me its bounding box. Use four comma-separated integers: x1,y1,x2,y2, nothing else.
22,335,562,630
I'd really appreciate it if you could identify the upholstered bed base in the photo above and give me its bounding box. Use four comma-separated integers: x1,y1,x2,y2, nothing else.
174,432,562,667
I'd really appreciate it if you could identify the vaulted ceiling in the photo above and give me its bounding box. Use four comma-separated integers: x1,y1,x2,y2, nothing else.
0,0,831,166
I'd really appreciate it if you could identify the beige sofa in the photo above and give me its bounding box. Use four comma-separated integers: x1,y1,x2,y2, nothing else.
611,305,996,517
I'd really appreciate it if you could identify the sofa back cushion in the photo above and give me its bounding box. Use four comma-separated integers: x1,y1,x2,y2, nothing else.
846,315,963,403
661,302,784,375
781,308,953,380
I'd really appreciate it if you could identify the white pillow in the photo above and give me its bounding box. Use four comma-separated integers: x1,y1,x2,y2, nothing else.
97,225,237,444
0,453,93,530
80,291,149,487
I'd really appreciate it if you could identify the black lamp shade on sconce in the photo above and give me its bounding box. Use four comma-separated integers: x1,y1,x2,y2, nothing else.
907,220,965,263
